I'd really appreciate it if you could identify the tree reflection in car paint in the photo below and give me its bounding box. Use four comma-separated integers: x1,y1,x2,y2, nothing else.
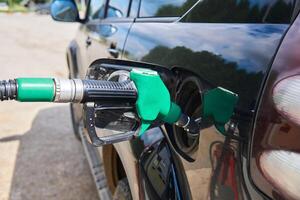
123,9,290,199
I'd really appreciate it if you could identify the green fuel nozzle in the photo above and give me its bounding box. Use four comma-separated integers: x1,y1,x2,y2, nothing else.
129,69,200,136
0,69,201,136
0,68,238,137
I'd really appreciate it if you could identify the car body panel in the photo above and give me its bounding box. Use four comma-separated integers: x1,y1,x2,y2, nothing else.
64,0,298,199
250,12,300,199
73,18,134,78
113,141,140,200
86,19,134,65
122,21,290,199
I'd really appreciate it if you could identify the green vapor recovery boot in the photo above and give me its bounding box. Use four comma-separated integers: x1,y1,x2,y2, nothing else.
202,87,239,135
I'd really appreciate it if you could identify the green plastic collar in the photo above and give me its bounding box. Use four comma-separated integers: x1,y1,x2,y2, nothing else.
16,78,55,102
130,69,181,136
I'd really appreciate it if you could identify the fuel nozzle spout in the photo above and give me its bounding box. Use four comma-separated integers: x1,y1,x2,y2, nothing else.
175,114,201,136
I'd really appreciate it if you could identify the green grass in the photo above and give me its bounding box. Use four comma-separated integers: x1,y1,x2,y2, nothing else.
10,4,27,12
0,0,28,13
0,4,28,13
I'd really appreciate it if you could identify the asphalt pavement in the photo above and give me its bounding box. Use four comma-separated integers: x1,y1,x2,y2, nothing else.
0,13,98,200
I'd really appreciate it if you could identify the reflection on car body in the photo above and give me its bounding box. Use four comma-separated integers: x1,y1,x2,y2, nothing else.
51,0,300,199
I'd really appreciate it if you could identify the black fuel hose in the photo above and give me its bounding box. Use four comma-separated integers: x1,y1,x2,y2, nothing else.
0,80,17,101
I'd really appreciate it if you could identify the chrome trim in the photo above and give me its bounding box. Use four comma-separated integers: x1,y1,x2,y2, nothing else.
54,78,84,102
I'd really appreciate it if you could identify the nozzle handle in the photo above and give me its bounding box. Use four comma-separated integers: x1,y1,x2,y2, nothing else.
81,80,137,103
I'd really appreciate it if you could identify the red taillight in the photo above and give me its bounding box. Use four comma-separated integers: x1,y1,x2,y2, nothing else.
273,75,300,125
250,13,300,200
256,75,300,199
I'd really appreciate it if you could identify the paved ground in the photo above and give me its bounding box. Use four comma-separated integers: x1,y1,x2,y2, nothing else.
0,13,98,200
